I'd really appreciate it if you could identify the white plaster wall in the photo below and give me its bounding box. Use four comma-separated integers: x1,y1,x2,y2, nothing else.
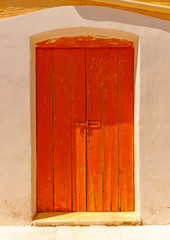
0,6,170,225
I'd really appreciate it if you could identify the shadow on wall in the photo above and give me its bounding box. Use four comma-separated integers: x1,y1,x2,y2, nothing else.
75,6,170,33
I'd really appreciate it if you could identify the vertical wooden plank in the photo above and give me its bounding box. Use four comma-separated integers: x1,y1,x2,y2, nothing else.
86,48,103,212
103,49,119,212
71,49,86,212
119,47,134,211
36,48,53,212
53,49,72,212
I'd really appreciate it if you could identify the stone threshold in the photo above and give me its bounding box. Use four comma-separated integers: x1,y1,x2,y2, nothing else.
32,212,141,226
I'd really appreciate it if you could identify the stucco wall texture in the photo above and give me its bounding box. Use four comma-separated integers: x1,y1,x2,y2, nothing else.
0,5,170,225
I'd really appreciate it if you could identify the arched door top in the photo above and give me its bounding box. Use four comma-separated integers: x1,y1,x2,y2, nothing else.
31,27,138,49
36,36,133,48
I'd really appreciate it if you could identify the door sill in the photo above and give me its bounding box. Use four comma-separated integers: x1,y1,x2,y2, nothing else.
32,212,141,226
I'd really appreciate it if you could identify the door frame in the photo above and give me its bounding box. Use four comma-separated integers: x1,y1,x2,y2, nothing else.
30,27,139,220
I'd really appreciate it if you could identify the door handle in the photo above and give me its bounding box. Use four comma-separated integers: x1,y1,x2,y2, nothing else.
76,121,89,127
76,120,100,128
88,121,100,128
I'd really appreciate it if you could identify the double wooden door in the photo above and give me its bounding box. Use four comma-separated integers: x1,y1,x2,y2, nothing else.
36,46,134,212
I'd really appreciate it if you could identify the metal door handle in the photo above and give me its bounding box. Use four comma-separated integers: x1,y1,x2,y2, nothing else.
76,121,89,127
88,121,100,128
76,120,100,128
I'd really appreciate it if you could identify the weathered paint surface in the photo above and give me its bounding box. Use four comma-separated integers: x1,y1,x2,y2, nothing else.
36,36,133,48
0,5,170,225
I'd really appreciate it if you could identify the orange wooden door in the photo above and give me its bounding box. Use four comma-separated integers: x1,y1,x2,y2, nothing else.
36,47,134,212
